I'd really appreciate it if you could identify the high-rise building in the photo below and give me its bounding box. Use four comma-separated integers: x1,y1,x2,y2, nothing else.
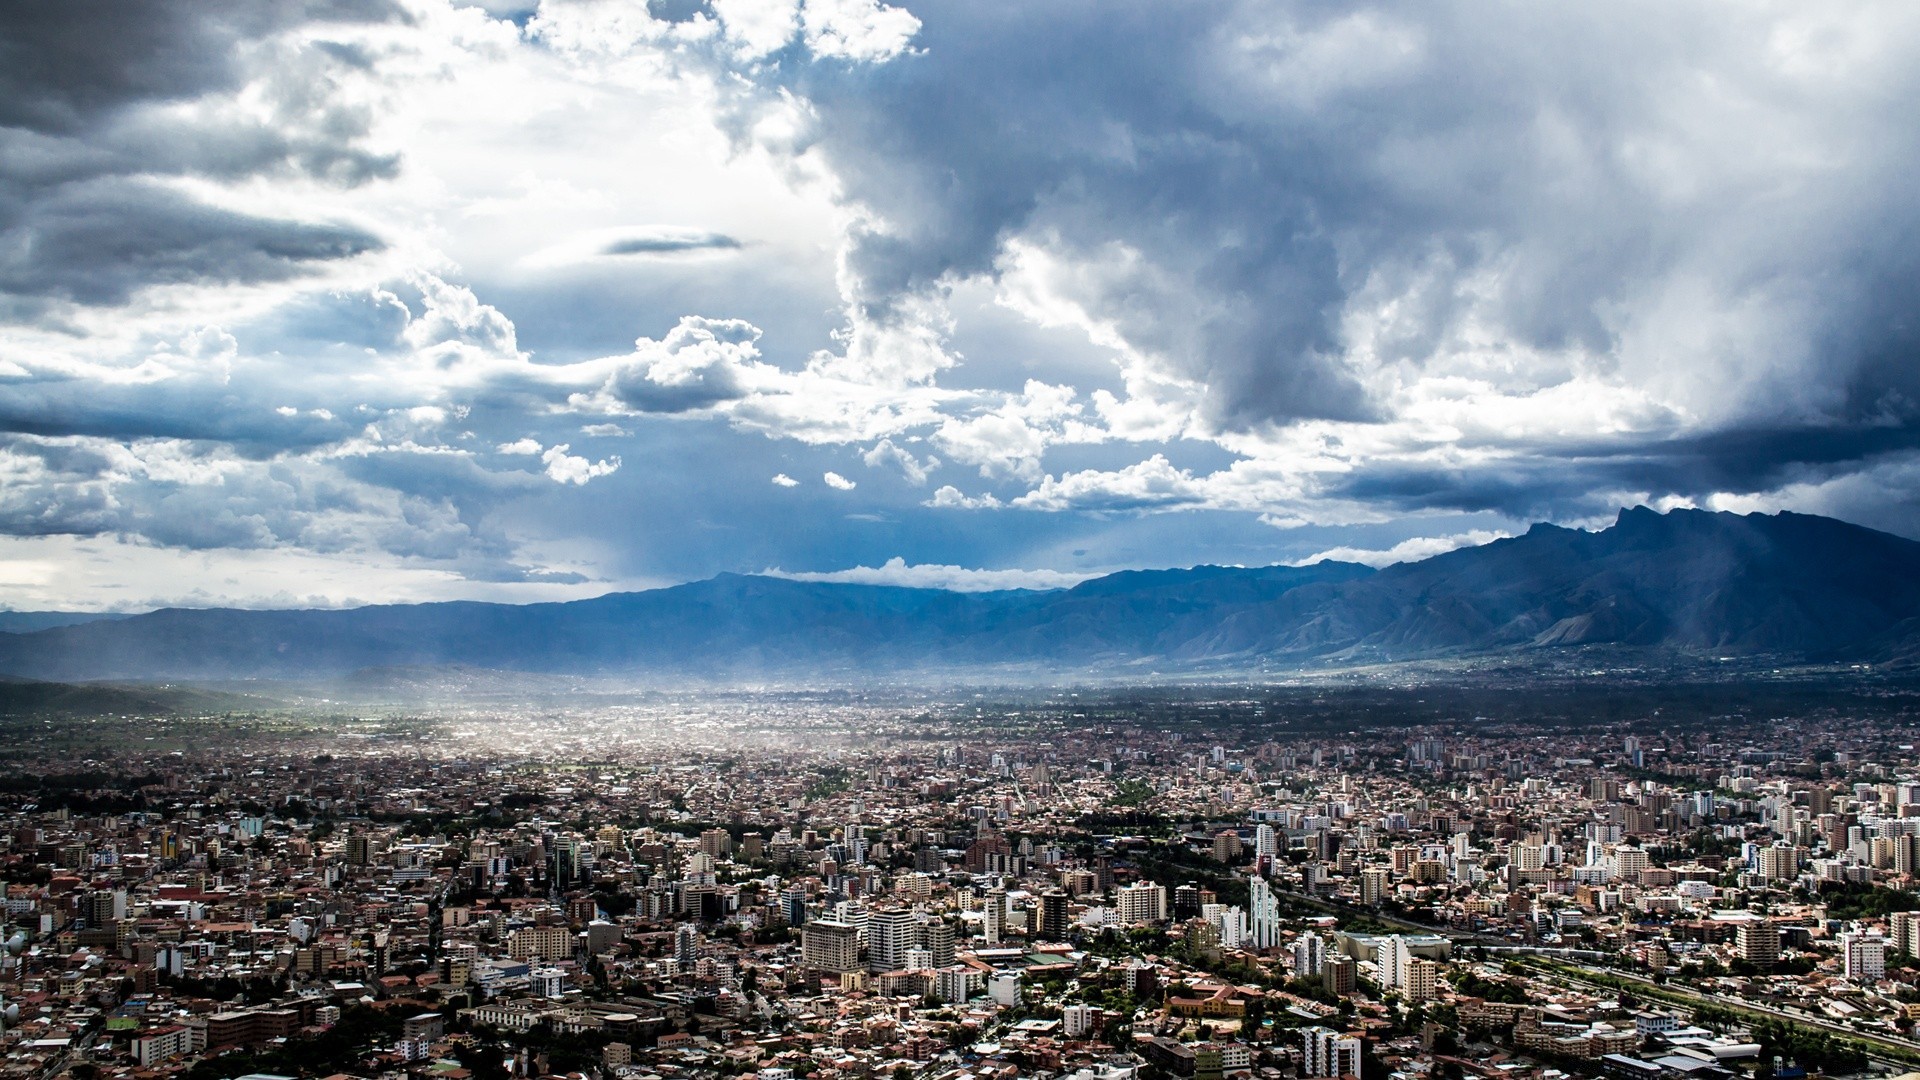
83,890,126,929
1735,923,1779,967
983,888,1008,945
1116,881,1168,924
1843,932,1886,982
1323,956,1357,996
920,919,957,968
1303,1026,1363,1078
1403,957,1438,1002
1756,843,1801,881
1250,876,1282,950
1039,890,1070,941
868,908,918,972
674,925,700,971
1255,824,1279,862
1893,911,1920,958
801,920,863,975
1293,929,1325,976
1062,1003,1099,1039
1360,867,1391,906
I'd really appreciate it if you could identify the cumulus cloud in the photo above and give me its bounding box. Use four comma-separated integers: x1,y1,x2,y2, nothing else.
771,472,799,487
1009,455,1209,513
861,437,936,484
822,470,856,490
577,316,770,414
766,556,1087,592
540,443,620,485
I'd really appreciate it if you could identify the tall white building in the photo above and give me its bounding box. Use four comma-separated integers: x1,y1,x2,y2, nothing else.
1116,881,1167,924
1250,876,1282,950
1255,823,1279,861
1293,929,1325,976
868,908,919,972
983,888,1007,945
1303,1026,1362,1078
1062,1003,1099,1038
1843,932,1887,982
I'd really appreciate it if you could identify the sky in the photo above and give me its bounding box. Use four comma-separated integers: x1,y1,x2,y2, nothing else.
4,0,1920,611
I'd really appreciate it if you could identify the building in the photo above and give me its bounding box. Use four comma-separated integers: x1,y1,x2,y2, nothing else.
868,908,918,973
1894,911,1920,958
1250,876,1282,951
921,918,956,967
1735,923,1779,967
1360,867,1391,906
133,1026,194,1067
1756,844,1801,881
1303,1026,1363,1078
801,920,864,975
1116,881,1168,924
983,888,1008,945
1294,929,1325,975
1040,890,1071,940
509,925,575,961
1843,932,1886,982
1213,830,1243,862
1323,956,1357,996
1403,957,1439,1002
1063,1003,1100,1038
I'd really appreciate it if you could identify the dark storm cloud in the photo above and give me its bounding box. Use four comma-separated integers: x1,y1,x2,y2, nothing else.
1322,421,1920,523
0,0,398,317
745,1,1920,516
0,0,404,134
0,179,383,308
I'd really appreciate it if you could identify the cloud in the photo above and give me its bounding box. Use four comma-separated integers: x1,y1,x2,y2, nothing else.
800,0,922,62
0,178,383,310
1291,529,1510,568
924,484,1000,510
601,230,743,256
1010,455,1208,513
929,379,1098,480
822,470,856,490
766,556,1087,592
577,316,770,414
731,1,1920,525
771,472,799,487
11,0,1920,608
540,443,620,485
861,437,936,484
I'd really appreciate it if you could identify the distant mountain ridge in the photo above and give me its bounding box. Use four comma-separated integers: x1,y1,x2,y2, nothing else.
7,507,1920,681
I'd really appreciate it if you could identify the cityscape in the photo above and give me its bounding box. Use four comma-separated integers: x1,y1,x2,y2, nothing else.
7,687,1920,1080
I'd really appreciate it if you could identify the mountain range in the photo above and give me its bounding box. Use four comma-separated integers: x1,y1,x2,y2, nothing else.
7,506,1920,683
